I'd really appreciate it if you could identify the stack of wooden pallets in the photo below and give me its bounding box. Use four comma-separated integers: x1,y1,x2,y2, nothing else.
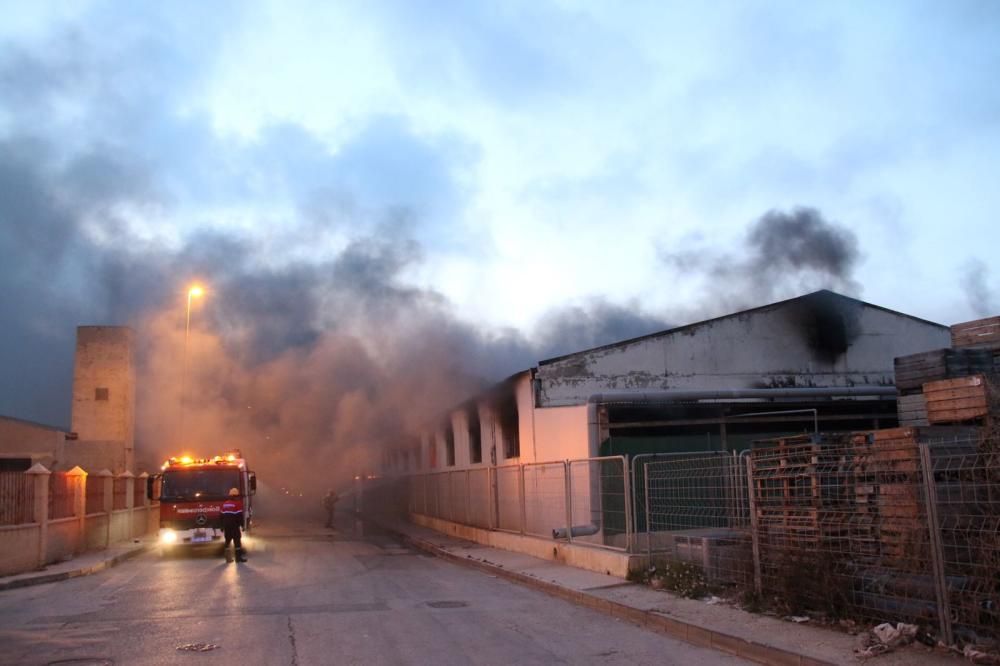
951,316,1000,355
751,434,854,552
851,428,927,568
893,348,993,426
923,375,991,425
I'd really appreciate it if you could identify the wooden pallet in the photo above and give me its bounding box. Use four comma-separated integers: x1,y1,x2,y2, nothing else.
894,348,994,393
952,316,1000,351
924,375,991,424
897,393,929,426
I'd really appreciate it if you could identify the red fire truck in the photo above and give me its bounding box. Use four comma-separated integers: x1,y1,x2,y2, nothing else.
146,450,257,548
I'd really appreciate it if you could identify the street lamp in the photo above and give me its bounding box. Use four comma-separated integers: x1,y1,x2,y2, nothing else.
179,284,204,445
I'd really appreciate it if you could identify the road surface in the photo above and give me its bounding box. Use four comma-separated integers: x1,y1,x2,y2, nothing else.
0,515,748,665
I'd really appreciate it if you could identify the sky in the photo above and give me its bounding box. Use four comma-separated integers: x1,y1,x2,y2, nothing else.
1,1,998,466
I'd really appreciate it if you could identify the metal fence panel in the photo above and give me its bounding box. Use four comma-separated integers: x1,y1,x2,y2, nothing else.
644,452,753,586
0,471,33,525
468,468,491,528
523,462,567,539
49,473,75,520
750,436,945,631
449,471,466,524
931,447,1000,644
567,457,629,551
85,475,105,515
113,477,128,510
495,465,522,533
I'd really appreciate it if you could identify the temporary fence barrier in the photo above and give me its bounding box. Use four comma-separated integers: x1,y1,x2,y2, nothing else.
406,441,998,646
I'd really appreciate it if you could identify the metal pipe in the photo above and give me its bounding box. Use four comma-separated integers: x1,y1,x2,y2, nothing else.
587,386,896,404
732,408,819,434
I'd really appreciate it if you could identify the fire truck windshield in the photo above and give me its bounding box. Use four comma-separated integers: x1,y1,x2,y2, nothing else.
161,469,241,501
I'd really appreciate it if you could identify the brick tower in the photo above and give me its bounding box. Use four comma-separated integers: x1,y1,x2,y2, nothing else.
70,326,136,472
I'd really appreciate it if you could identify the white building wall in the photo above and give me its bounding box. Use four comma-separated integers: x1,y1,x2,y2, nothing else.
533,405,590,462
537,296,950,407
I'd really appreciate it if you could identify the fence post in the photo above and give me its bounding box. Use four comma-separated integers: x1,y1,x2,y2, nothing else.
622,456,633,553
66,466,87,553
518,465,526,535
26,463,51,569
745,455,762,596
643,464,653,564
564,461,573,543
919,443,953,646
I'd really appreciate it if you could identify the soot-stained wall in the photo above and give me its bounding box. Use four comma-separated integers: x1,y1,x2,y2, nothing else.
536,291,950,407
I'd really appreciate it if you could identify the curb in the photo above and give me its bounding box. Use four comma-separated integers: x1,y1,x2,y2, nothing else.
394,529,834,666
0,544,151,592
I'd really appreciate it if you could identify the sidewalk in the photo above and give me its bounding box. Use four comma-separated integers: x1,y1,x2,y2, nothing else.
374,517,956,666
0,536,154,592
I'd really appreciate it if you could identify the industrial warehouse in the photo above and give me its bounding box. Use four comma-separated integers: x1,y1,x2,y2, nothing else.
403,289,1000,648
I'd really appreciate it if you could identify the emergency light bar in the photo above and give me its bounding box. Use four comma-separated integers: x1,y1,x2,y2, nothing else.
161,450,246,470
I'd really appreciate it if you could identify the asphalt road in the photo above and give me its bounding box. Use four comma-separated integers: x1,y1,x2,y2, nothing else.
0,515,749,666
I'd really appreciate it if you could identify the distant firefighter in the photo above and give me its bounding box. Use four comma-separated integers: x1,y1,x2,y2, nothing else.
323,489,339,528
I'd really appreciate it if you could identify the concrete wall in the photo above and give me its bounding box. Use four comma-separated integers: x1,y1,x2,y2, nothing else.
46,518,80,563
0,468,157,577
0,417,67,468
0,524,40,576
70,326,135,472
411,513,641,578
537,293,951,407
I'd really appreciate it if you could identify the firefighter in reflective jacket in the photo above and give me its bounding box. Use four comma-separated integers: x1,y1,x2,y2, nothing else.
222,488,247,563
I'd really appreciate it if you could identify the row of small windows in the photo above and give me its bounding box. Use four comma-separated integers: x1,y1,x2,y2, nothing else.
440,394,519,468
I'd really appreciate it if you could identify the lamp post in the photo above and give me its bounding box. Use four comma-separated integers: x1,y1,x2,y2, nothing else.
179,285,204,445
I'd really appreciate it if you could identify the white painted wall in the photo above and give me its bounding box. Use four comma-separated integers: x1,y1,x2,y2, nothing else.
537,296,950,406
533,405,589,462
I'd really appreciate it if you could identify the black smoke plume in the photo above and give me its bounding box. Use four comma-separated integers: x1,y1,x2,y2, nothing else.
961,259,997,318
662,207,862,317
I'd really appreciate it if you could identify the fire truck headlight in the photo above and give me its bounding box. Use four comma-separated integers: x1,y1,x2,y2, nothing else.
160,529,178,544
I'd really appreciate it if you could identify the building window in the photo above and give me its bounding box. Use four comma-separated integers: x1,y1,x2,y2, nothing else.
95,388,109,401
499,394,519,459
444,425,456,467
468,407,482,464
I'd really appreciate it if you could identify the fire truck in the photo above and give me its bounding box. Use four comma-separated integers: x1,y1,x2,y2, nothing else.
146,450,257,548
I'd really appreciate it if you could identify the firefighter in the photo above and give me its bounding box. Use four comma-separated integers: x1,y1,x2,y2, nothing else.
222,487,247,563
323,489,339,528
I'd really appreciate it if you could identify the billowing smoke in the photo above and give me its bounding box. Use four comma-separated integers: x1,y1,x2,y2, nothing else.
534,299,673,360
961,259,997,318
0,17,868,499
662,207,861,317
